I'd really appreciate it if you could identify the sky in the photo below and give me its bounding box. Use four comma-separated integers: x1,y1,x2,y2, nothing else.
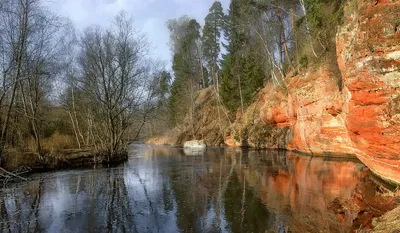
44,0,230,69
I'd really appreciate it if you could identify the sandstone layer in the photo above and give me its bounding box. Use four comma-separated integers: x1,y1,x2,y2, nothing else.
337,0,400,184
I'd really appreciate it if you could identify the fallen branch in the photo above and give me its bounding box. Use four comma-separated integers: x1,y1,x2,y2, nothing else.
0,167,27,180
0,167,30,184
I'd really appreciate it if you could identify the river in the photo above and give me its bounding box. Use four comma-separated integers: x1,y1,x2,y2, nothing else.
0,145,394,233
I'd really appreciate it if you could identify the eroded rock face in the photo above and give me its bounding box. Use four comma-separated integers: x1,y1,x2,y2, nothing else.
252,64,356,155
285,66,355,155
226,0,400,184
337,0,400,184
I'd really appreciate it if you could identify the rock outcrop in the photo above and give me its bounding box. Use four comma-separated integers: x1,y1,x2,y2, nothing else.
226,0,400,184
337,0,400,184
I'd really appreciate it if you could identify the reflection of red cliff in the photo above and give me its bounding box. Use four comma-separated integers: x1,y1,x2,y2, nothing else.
242,153,365,232
226,0,400,185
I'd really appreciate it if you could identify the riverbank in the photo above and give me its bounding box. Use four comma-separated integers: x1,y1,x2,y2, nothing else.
1,149,128,174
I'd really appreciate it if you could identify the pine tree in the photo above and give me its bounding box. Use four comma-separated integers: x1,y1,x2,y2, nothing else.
166,17,202,126
242,55,264,104
158,71,171,108
220,54,240,112
220,0,264,113
202,1,225,86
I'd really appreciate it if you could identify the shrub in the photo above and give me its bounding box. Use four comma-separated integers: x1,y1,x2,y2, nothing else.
300,55,309,69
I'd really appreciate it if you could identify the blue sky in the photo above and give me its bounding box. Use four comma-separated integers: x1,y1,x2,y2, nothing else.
44,0,230,69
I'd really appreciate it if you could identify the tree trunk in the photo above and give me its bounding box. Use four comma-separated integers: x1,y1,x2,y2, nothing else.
68,110,81,149
275,7,294,72
291,7,300,70
299,0,318,58
196,42,207,88
71,86,85,146
1,0,29,151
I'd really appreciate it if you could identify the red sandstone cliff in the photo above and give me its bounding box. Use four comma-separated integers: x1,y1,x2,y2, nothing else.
337,0,400,185
226,0,400,184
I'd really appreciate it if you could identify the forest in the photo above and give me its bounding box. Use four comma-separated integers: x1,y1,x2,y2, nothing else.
0,0,346,169
0,0,171,169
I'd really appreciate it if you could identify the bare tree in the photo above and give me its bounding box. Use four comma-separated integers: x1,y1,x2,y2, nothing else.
74,13,152,157
0,0,71,159
0,0,32,156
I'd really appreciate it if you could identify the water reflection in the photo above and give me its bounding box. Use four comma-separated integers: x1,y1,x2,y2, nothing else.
0,145,389,233
183,147,206,156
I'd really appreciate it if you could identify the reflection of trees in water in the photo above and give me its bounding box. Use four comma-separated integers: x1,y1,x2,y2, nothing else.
0,179,43,233
49,169,138,232
168,151,235,232
161,148,289,233
223,149,279,233
131,169,161,232
162,178,174,213
0,161,180,233
0,170,138,232
104,169,136,233
224,170,275,233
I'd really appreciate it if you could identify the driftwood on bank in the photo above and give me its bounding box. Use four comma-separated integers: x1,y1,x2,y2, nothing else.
0,166,31,186
0,148,129,187
1,149,128,179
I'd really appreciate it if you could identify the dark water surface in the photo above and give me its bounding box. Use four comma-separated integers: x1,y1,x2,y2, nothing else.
0,145,386,233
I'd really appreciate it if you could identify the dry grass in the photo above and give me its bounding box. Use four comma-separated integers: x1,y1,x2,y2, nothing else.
146,129,179,146
42,132,74,153
1,149,39,171
366,206,400,233
154,86,230,146
27,132,75,153
381,188,400,198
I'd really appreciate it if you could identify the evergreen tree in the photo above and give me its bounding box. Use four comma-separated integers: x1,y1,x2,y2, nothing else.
160,71,171,95
166,17,202,126
202,1,225,85
158,71,171,108
220,0,264,113
242,55,264,104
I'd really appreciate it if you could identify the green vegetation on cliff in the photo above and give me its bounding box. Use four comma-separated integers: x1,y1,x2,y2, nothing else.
166,0,348,127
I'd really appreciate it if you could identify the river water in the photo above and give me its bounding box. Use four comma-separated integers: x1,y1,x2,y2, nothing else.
0,145,393,233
